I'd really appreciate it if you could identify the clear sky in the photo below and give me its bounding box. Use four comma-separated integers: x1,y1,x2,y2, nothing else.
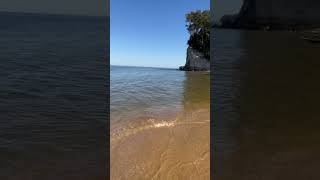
0,0,108,16
111,0,209,68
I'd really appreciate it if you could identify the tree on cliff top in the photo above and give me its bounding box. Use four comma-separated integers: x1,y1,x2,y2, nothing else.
186,10,210,60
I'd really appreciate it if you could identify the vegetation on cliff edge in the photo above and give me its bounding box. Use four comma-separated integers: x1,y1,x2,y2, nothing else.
186,10,210,60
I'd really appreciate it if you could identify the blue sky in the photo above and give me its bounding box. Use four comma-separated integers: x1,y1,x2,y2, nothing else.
111,0,210,68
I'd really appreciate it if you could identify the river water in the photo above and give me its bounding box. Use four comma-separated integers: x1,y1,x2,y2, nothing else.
213,28,320,180
0,12,108,180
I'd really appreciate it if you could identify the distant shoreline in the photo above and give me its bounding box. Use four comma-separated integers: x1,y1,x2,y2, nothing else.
0,11,108,19
111,65,180,70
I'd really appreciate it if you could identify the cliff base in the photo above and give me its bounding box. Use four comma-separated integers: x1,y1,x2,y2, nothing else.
179,47,210,71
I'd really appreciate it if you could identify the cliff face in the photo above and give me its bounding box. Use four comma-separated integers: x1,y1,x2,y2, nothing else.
180,47,210,71
222,0,320,29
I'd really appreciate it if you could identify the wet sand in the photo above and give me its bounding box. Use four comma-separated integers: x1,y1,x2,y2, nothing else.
111,109,210,180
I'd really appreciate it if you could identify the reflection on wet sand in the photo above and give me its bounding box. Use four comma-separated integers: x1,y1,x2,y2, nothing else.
111,72,210,180
213,29,320,180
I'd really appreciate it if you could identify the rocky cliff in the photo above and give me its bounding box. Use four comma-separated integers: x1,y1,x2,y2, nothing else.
179,47,210,71
221,0,320,29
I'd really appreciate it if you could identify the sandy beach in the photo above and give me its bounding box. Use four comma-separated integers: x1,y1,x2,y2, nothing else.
111,108,210,180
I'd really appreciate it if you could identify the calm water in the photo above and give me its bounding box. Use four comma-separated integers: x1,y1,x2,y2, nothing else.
0,12,108,180
111,65,210,127
213,29,320,179
111,66,184,122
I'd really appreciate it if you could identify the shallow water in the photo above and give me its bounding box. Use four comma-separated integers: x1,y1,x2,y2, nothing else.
213,28,320,180
111,66,210,179
111,66,209,130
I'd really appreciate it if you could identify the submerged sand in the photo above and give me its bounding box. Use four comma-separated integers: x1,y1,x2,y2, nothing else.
110,109,210,180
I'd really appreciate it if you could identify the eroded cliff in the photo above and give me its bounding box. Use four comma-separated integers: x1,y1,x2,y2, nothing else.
179,47,210,71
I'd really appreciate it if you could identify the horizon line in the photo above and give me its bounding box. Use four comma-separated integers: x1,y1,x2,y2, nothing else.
111,64,179,70
0,10,109,18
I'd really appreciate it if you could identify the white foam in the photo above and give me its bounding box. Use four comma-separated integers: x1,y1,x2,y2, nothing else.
153,121,175,128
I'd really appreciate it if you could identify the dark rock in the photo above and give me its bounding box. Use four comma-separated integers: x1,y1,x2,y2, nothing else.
180,47,210,71
179,66,185,71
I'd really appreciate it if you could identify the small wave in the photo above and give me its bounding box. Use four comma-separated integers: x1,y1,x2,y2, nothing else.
111,118,178,144
111,109,210,146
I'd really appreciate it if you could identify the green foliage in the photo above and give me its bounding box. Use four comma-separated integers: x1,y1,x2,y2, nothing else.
186,10,210,60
